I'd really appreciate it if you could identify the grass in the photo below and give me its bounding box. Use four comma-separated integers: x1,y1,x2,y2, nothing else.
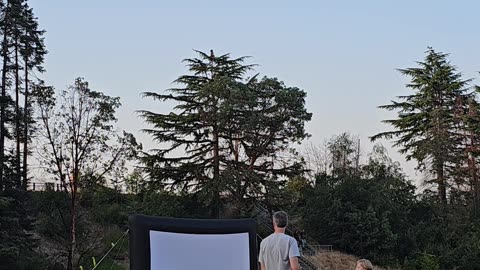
307,251,398,270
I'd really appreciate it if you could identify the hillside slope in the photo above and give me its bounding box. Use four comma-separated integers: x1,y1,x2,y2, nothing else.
308,251,395,270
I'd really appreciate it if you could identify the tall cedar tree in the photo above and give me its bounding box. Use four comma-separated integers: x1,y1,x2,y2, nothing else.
140,50,254,217
371,48,473,204
140,50,311,215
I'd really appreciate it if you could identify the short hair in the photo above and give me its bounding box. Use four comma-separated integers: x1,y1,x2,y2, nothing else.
356,259,373,270
273,211,288,228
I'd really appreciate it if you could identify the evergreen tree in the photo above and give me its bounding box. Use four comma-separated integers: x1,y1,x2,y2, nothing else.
0,0,44,190
140,50,254,217
0,0,21,190
19,1,46,189
140,50,311,215
8,0,33,189
301,144,415,263
371,48,473,204
222,76,311,206
454,87,480,216
0,190,44,269
11,0,23,188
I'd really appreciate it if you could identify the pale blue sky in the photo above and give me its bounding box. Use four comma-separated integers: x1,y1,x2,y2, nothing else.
29,0,480,183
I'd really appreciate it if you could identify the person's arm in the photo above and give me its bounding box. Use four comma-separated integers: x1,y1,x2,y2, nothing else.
289,256,300,270
289,237,301,270
259,241,265,270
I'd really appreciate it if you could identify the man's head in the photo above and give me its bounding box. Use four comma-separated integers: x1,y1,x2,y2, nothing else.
273,211,288,229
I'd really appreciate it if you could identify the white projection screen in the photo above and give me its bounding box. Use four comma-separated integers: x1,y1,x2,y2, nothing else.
129,215,258,270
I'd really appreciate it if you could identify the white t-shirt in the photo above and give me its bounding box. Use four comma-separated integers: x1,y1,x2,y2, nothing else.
259,233,300,270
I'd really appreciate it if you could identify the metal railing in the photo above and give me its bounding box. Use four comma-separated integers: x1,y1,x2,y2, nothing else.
26,182,64,192
253,203,329,251
302,245,333,256
298,256,320,270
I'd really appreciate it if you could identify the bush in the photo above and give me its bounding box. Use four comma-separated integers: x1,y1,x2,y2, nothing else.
0,191,48,270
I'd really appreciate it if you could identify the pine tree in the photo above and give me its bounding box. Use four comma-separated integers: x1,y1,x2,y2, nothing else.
371,48,473,204
10,0,26,188
0,0,20,190
19,1,46,189
0,0,43,190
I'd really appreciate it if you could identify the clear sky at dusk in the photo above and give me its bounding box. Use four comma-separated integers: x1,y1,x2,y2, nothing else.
29,0,480,184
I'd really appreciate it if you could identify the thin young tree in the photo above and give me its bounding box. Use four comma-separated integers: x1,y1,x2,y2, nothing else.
36,78,140,270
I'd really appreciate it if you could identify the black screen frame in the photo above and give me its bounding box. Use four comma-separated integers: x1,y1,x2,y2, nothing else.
129,214,258,270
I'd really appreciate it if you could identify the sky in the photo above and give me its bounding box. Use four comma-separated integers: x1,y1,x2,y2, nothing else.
28,0,480,185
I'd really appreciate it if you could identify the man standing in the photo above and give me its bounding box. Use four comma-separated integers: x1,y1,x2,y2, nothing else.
259,211,301,270
300,230,307,250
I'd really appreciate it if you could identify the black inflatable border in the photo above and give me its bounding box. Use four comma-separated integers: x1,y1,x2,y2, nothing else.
129,214,258,270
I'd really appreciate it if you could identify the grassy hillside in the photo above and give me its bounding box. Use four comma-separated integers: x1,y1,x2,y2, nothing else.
308,251,396,270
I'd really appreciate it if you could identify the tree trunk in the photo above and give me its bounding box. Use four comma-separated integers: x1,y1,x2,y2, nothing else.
22,51,27,189
212,127,220,218
467,152,479,216
354,138,361,176
14,38,20,188
474,173,480,217
70,197,77,270
436,161,447,204
67,251,72,270
0,4,9,190
467,128,480,217
70,172,78,270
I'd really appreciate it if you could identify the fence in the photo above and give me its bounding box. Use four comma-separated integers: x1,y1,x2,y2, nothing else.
302,245,334,256
26,182,64,192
